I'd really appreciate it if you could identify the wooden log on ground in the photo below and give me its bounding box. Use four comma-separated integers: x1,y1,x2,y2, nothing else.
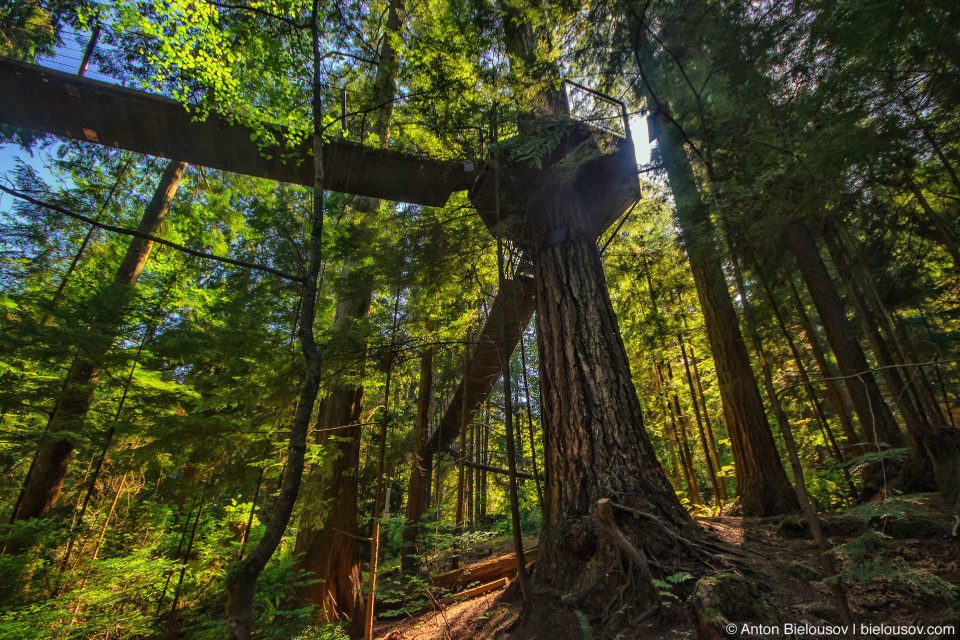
438,577,508,605
430,546,537,593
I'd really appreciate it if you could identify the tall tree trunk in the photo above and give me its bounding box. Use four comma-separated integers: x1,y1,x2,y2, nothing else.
497,235,531,607
682,326,728,501
466,420,474,528
364,293,400,640
829,243,930,451
518,334,545,510
480,407,488,523
784,217,904,457
727,253,807,518
40,153,135,326
12,159,187,526
656,363,696,502
825,237,936,489
452,374,467,570
787,275,861,447
534,238,696,609
655,113,797,516
292,1,404,629
756,268,858,500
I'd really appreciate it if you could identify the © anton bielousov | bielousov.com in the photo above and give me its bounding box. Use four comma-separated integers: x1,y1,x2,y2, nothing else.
733,623,957,637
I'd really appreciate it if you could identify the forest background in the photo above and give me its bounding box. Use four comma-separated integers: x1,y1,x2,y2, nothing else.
1,0,959,638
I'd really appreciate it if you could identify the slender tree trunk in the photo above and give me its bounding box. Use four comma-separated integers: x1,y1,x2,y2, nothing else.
480,408,488,523
237,467,265,561
756,268,858,499
12,159,187,526
401,347,434,574
223,12,325,633
657,363,696,502
777,401,854,633
90,474,126,564
683,329,728,501
156,481,202,617
679,335,722,507
40,153,135,326
170,492,203,616
467,421,474,528
61,309,161,574
292,4,403,630
651,367,683,493
452,356,468,570
497,234,531,608
518,334,545,510
829,243,930,452
364,293,400,640
667,361,702,505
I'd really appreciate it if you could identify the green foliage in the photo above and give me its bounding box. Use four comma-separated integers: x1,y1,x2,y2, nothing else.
839,447,910,471
829,531,956,601
826,496,955,601
843,494,928,523
651,571,694,591
292,622,351,640
3,0,960,633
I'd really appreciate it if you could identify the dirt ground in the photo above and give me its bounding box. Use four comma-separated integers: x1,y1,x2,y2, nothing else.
374,495,960,639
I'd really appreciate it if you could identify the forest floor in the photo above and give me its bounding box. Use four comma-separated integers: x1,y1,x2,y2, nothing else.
374,494,960,639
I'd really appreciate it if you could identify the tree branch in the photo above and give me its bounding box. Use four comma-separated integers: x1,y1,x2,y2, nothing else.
0,184,304,283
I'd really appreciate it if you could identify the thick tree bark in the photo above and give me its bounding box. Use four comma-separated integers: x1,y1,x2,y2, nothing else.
291,383,365,628
656,115,797,516
13,159,187,525
784,217,904,455
496,4,695,609
534,238,696,611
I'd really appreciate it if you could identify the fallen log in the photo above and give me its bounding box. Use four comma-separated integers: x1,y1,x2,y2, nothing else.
430,546,537,593
376,547,538,615
438,577,508,605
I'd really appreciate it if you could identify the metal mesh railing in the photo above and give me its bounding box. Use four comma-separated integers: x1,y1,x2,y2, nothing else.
564,80,630,139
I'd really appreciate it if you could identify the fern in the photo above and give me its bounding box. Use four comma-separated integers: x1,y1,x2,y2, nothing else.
843,494,929,522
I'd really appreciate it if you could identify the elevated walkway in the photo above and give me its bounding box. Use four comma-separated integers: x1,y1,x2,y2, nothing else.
0,57,476,206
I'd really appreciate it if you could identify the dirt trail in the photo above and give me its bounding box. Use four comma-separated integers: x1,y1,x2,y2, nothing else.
375,495,960,639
